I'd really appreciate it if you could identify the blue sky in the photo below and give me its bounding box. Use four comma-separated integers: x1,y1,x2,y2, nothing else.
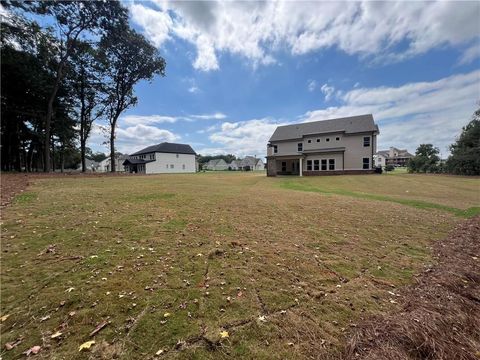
86,1,480,158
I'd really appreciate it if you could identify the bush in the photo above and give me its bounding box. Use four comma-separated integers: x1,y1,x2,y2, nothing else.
384,164,395,172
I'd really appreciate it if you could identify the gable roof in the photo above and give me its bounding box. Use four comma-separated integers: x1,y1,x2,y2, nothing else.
123,158,154,165
131,142,196,156
269,114,378,142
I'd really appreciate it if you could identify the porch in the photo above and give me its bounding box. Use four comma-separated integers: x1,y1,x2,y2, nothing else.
267,156,304,176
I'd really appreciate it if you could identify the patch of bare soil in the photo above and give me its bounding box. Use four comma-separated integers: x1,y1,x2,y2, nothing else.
341,216,480,360
0,173,30,209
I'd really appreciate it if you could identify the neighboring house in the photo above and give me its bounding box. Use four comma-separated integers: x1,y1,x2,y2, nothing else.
205,159,229,171
375,147,414,167
99,154,129,172
77,159,100,172
122,142,197,174
266,114,379,176
228,160,240,170
240,156,264,171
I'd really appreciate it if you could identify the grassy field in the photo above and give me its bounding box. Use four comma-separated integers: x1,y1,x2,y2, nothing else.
1,172,479,359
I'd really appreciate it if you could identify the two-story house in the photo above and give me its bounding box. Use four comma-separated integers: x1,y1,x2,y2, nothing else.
123,142,197,174
266,114,379,176
375,147,413,167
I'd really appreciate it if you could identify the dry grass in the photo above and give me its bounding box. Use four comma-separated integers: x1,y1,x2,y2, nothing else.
0,172,477,359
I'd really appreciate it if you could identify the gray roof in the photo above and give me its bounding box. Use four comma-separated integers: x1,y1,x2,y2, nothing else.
131,142,196,156
269,114,378,142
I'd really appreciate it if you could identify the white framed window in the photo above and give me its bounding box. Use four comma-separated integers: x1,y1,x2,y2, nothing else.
297,143,303,152
281,161,286,172
313,160,319,171
321,159,327,170
363,157,370,169
306,160,312,171
182,164,185,170
329,159,335,170
363,136,370,147
316,138,320,142
176,154,179,158
326,138,330,142
170,164,174,169
273,145,278,153
336,137,340,141
307,139,312,143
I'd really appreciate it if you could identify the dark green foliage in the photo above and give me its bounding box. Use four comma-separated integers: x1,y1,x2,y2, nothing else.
407,144,441,173
198,154,237,166
446,109,480,175
384,164,395,172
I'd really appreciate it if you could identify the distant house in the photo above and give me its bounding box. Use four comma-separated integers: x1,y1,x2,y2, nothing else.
123,142,197,174
266,114,379,176
375,147,413,167
77,159,100,172
228,160,240,170
240,156,264,171
99,154,129,172
205,159,229,171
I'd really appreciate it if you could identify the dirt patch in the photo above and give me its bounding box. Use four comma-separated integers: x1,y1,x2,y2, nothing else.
1,173,30,209
341,216,480,360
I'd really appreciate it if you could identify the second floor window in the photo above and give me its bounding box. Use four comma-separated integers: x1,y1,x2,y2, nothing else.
273,145,278,153
298,143,303,152
363,136,370,147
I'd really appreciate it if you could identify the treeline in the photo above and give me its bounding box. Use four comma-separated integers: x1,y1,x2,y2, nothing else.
407,109,480,175
1,1,165,172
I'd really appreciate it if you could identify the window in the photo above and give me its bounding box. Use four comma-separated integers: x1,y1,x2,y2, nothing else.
336,137,340,141
166,164,168,169
306,160,312,171
363,136,370,147
329,159,335,170
363,157,370,169
321,159,327,171
281,161,286,172
273,145,278,153
307,139,312,143
326,138,330,142
297,143,303,152
170,164,174,169
176,154,179,158
316,139,320,142
313,160,319,171
182,164,185,170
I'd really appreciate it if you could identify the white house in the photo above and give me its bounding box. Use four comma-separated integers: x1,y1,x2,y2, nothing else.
99,154,129,172
205,159,229,171
123,142,197,174
240,156,264,171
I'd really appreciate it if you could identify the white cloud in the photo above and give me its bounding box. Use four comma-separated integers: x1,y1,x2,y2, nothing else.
188,85,199,93
307,79,317,92
130,1,480,71
458,42,480,65
121,112,227,126
207,118,288,157
320,84,335,101
88,123,180,154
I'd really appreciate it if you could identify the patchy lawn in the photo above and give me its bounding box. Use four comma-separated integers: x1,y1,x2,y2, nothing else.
0,172,478,359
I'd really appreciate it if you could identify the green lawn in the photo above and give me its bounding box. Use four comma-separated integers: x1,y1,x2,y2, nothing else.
1,172,478,359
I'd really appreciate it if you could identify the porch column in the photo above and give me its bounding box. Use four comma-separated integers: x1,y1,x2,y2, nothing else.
299,157,303,177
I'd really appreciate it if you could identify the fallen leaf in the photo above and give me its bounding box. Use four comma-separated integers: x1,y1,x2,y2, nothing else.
89,320,109,337
163,312,171,318
155,349,164,355
5,337,23,350
25,345,41,356
79,340,95,351
65,287,75,293
51,331,63,339
40,315,51,322
1,314,10,322
220,330,229,338
258,315,267,322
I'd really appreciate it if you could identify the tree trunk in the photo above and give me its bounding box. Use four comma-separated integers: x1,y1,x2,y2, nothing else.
44,58,67,172
60,144,65,173
110,125,116,172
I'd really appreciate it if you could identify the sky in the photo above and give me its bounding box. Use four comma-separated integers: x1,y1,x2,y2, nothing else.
86,0,480,159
